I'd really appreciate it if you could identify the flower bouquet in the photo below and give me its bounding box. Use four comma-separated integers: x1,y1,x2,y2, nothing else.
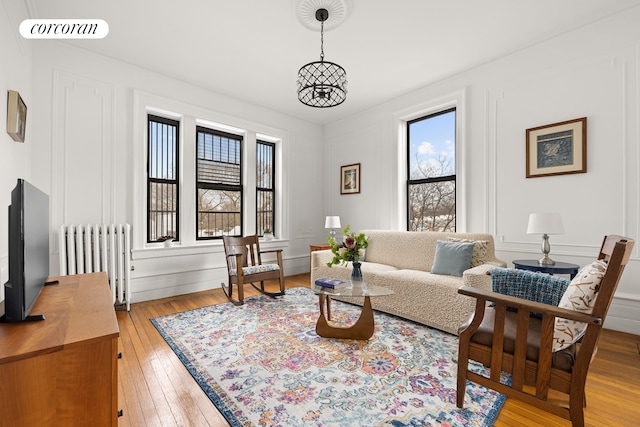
326,225,368,269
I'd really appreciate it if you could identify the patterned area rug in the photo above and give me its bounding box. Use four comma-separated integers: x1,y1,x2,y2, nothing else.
151,287,506,427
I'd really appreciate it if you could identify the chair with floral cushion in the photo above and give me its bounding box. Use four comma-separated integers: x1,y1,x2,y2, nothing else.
221,235,285,305
456,235,634,427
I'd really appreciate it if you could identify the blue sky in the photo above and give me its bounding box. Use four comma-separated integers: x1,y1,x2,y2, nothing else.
409,110,456,179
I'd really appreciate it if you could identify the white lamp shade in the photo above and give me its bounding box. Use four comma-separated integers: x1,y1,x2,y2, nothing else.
527,213,564,235
325,216,341,229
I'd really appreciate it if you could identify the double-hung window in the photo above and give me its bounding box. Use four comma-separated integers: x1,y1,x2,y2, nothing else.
145,106,281,244
147,115,179,242
407,108,457,231
256,140,275,236
196,126,243,239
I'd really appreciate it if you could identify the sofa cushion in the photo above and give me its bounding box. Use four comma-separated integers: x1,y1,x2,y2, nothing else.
553,260,607,351
430,240,474,277
447,237,490,267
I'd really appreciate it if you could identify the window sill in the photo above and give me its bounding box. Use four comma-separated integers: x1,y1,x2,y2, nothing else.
131,239,289,260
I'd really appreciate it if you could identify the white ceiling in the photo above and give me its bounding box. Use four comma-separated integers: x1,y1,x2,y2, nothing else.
30,0,639,125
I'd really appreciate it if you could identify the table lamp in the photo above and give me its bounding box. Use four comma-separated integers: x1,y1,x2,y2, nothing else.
325,216,341,240
527,213,564,265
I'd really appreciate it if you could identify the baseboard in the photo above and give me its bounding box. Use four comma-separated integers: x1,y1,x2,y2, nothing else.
605,293,640,335
130,256,310,304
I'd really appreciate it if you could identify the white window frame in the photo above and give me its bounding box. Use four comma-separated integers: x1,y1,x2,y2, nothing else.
393,88,467,231
132,90,288,255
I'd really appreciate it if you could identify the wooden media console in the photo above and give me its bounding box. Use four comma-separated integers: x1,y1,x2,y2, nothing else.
0,272,120,426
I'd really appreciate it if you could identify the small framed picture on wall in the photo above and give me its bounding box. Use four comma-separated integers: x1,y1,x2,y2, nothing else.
6,90,27,142
340,163,360,194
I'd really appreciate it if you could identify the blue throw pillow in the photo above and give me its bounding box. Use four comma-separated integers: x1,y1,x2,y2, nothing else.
430,240,474,277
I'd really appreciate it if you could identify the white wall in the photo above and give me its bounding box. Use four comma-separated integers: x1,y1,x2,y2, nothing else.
4,2,639,334
28,41,325,302
0,0,32,299
324,7,640,334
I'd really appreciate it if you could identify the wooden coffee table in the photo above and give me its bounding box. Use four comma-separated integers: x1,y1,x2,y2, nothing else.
311,283,393,340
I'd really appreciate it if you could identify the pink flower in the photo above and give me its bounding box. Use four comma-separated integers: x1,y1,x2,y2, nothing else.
345,236,356,249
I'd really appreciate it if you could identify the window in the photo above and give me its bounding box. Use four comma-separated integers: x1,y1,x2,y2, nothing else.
147,115,179,242
196,126,243,239
256,140,275,236
407,108,456,231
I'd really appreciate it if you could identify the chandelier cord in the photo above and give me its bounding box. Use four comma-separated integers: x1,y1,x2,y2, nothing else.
319,19,325,62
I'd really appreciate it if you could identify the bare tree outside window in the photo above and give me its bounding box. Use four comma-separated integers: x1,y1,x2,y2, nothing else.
407,109,456,232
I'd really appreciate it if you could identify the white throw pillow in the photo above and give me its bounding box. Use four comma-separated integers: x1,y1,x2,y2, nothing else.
446,237,490,268
552,260,607,352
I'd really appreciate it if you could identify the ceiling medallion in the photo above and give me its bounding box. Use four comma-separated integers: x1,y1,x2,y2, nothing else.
295,0,351,31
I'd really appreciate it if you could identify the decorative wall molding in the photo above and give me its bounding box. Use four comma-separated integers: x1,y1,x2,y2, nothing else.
606,295,640,335
51,69,115,239
488,54,636,257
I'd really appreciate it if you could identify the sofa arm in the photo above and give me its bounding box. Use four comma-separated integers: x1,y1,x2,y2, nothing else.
462,263,496,291
311,249,334,269
486,258,507,268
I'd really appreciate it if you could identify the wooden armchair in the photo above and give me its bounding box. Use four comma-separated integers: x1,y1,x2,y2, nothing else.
221,235,285,305
456,235,634,427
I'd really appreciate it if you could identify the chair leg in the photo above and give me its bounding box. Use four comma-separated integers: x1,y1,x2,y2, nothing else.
569,389,586,427
456,332,472,408
278,268,286,294
456,354,469,408
221,281,244,306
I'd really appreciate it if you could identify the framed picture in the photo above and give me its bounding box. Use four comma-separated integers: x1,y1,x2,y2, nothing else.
526,117,586,178
340,163,360,194
6,90,27,142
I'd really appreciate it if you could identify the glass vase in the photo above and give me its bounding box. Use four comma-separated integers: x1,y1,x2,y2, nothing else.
351,261,363,286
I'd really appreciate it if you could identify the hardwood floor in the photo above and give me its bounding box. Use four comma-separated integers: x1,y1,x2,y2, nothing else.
117,273,640,426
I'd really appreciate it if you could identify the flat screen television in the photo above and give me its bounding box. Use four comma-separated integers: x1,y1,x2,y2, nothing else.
1,179,50,322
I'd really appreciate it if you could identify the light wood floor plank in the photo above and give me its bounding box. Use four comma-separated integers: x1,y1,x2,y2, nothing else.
117,273,640,427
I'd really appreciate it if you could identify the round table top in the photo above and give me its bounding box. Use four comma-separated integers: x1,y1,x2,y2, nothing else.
311,283,394,298
512,259,580,273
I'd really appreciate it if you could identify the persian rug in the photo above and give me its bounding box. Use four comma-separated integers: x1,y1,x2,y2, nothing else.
151,287,506,427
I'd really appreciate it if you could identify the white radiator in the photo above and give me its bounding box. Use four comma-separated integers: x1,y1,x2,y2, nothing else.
59,224,132,311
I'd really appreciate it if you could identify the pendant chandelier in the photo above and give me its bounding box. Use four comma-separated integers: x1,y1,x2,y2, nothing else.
297,8,347,108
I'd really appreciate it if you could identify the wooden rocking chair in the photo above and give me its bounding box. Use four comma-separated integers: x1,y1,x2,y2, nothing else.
456,235,634,427
221,235,286,305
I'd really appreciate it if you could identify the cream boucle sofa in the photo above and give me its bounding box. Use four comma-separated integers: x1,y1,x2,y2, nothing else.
310,230,506,335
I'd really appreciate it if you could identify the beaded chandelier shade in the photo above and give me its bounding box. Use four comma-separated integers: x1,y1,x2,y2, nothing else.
297,8,347,108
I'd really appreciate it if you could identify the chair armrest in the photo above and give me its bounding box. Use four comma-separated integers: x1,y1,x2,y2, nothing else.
458,285,602,325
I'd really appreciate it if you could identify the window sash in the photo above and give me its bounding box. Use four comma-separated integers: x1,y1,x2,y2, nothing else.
196,127,243,239
256,140,275,236
406,108,456,232
147,115,179,242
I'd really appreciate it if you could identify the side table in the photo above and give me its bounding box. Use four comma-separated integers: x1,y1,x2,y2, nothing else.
513,259,580,279
310,244,332,271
